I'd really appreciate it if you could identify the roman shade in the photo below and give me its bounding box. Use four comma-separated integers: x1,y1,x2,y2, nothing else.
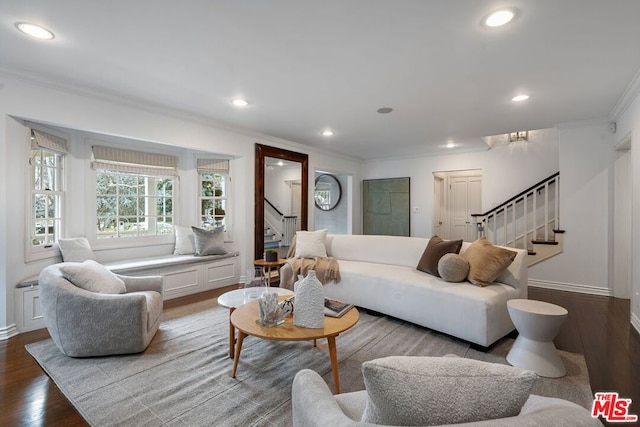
92,145,178,176
31,129,69,153
196,158,230,174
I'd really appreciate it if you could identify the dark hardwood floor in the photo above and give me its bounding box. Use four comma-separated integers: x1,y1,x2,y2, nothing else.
1,285,638,426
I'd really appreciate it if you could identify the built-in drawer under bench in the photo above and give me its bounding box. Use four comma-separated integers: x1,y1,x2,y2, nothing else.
15,252,240,333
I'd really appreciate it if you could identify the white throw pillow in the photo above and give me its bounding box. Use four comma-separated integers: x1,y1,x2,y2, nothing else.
173,225,195,255
294,229,328,258
191,226,227,256
59,260,126,294
57,237,97,262
361,356,537,426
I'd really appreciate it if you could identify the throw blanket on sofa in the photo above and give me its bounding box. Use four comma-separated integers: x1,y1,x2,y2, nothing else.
280,257,341,290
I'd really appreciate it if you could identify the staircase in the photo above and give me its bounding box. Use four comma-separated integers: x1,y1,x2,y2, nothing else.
471,172,563,267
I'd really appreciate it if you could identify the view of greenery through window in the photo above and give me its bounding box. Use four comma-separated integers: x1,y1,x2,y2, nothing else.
96,171,174,238
200,173,227,230
31,148,63,246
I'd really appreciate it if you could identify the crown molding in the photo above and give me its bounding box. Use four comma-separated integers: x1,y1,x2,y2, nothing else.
554,118,611,130
0,66,361,164
610,66,640,121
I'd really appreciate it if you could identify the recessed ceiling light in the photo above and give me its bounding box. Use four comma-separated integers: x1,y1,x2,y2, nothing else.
377,107,393,114
231,98,249,107
446,142,455,149
15,22,55,40
511,94,530,102
484,9,515,27
321,130,334,137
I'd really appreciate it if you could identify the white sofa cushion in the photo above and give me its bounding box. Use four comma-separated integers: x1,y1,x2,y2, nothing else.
59,260,126,294
361,356,537,425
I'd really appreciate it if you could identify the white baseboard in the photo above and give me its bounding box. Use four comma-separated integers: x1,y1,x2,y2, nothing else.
631,313,640,335
528,279,613,297
0,323,18,341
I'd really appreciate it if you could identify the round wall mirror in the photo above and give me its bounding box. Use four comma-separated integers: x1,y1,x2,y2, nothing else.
315,174,342,211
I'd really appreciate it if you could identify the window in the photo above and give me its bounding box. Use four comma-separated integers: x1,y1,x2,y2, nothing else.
29,129,67,250
198,159,230,236
92,146,177,240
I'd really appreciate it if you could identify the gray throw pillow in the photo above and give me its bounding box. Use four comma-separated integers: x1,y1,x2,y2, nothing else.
57,237,97,262
361,356,537,426
437,253,470,282
416,236,463,277
59,260,126,294
191,226,227,256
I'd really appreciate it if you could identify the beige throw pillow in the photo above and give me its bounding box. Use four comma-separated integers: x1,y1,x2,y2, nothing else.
294,229,328,258
462,237,517,286
361,356,537,426
60,260,126,294
437,253,470,282
416,236,463,277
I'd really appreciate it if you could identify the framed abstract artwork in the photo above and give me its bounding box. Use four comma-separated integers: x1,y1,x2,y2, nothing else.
362,177,410,236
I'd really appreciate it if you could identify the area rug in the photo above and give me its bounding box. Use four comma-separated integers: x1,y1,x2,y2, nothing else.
26,299,594,426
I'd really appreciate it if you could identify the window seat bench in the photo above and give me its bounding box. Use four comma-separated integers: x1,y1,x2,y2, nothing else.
15,251,240,333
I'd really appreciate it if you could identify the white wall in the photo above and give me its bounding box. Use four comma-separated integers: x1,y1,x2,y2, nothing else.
614,89,640,332
0,74,362,336
528,123,613,294
362,128,560,238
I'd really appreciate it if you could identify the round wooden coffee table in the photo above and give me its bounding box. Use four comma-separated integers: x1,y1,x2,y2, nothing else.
230,297,359,394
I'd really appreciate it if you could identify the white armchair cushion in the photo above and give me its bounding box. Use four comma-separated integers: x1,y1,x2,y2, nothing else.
294,229,328,258
173,225,195,255
361,356,537,426
59,260,126,294
57,237,96,262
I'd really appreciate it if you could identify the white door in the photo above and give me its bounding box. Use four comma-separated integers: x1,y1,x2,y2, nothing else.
433,175,445,238
449,175,482,242
291,181,302,231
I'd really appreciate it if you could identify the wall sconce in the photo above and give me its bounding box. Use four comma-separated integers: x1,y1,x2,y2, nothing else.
509,131,528,142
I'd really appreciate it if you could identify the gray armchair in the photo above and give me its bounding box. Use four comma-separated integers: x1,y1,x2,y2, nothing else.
39,263,164,357
292,367,601,427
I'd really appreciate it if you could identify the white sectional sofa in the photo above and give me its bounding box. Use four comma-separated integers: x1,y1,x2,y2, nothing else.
282,234,528,347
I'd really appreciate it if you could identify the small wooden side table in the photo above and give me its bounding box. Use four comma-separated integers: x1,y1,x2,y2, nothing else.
254,258,287,287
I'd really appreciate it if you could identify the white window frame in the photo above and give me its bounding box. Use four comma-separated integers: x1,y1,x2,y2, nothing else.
95,170,176,241
90,144,179,249
26,127,67,262
197,158,232,241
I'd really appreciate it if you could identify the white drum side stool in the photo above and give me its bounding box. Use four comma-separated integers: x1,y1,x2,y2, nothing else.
506,299,568,378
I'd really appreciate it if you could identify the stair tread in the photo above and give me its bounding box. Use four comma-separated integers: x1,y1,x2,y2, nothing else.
531,240,559,245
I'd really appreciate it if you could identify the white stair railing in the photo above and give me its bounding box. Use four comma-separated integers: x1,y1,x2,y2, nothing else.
472,173,560,252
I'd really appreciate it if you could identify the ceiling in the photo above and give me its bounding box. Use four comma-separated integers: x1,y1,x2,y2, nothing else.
2,1,640,161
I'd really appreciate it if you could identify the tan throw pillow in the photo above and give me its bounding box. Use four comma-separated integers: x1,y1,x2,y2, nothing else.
437,253,470,282
294,229,328,258
361,356,537,426
416,236,463,277
462,237,517,286
60,260,126,294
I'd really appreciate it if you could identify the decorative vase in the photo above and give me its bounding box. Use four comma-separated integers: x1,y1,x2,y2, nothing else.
293,270,324,328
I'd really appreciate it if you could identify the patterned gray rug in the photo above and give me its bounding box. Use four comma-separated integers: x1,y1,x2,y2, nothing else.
26,298,593,426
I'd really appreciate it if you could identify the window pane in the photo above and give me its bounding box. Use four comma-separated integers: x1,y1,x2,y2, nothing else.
33,195,46,218
47,194,56,218
96,170,174,240
118,175,139,195
96,172,116,195
119,197,138,216
158,178,173,196
42,165,56,191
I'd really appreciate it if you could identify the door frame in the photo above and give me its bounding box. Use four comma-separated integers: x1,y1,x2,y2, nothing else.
613,133,632,299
